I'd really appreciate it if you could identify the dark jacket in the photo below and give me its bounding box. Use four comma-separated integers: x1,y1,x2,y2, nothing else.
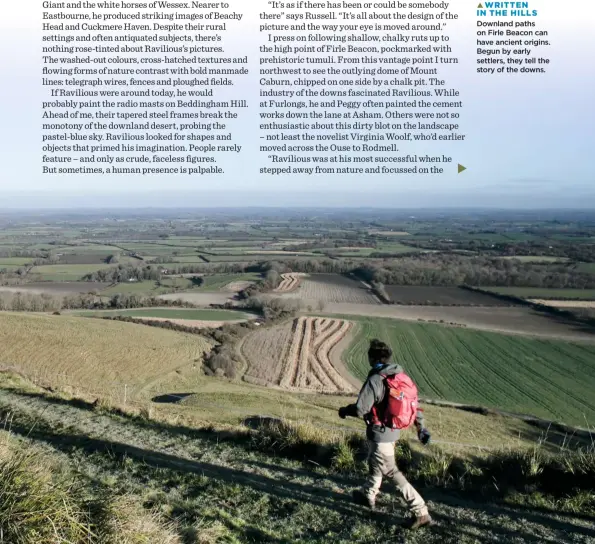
345,363,425,443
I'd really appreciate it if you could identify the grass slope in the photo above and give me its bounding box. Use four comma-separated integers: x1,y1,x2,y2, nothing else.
0,376,592,543
344,317,595,426
197,273,261,291
0,312,211,397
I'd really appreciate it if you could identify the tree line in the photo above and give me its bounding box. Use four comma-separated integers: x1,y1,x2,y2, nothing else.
351,254,595,288
0,291,199,312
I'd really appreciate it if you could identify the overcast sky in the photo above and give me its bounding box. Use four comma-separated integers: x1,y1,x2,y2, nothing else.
0,0,593,208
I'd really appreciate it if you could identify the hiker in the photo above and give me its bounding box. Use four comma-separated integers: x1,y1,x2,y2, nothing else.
338,339,434,530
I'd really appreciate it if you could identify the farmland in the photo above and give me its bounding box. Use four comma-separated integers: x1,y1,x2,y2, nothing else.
382,286,513,306
30,263,115,281
0,312,211,398
485,287,595,300
194,273,261,291
0,281,108,295
242,317,357,393
529,299,595,308
343,317,595,426
273,272,306,292
320,303,595,342
74,308,251,321
275,274,379,304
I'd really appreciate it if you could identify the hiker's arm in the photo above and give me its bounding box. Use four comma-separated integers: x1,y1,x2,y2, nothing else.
414,406,431,444
414,407,426,431
341,376,381,419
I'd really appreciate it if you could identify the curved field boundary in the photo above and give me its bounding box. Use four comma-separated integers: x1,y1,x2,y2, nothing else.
279,317,306,388
267,317,356,394
274,273,307,293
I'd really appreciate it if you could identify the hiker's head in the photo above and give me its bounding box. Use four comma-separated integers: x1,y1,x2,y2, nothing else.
367,339,392,366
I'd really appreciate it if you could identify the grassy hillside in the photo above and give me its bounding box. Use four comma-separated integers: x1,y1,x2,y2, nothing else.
0,373,592,543
0,312,211,398
344,317,595,427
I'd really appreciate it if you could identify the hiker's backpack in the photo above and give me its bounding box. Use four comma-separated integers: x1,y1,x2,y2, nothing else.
370,372,418,430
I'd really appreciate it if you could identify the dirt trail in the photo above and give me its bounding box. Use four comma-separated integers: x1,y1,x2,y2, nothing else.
0,387,591,543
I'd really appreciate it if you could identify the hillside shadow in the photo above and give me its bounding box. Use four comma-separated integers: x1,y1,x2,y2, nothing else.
151,393,194,404
5,390,595,535
7,419,592,542
529,308,595,336
507,418,593,451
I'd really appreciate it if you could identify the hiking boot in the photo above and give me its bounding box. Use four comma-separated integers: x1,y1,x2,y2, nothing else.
402,514,435,530
352,489,375,510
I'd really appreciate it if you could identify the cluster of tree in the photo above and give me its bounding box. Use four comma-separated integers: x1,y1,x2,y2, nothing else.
202,322,257,379
0,270,28,284
161,262,256,275
83,264,162,283
0,291,198,312
240,296,306,321
401,238,595,262
283,238,375,252
0,249,47,258
238,268,281,299
352,254,595,288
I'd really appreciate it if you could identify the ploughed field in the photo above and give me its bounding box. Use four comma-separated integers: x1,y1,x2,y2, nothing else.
241,317,357,393
344,317,595,426
274,274,379,304
0,312,211,398
273,272,307,293
383,286,515,306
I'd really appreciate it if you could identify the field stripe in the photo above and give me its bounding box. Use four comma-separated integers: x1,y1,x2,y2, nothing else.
279,318,305,388
295,318,313,388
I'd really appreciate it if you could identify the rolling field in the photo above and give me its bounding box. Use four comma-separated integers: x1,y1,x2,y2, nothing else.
242,317,357,393
74,308,249,321
485,287,595,300
276,274,379,304
196,273,260,291
320,303,595,342
344,317,595,426
0,257,32,266
0,312,211,397
529,299,595,308
99,280,163,295
0,282,108,295
30,263,115,281
383,286,513,306
501,256,568,263
159,292,235,306
576,262,595,273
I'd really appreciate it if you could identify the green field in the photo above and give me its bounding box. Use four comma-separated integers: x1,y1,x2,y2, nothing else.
577,262,595,273
76,308,249,320
0,257,32,266
30,264,115,281
100,280,164,295
196,273,261,291
484,287,595,300
501,256,568,263
344,317,595,426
